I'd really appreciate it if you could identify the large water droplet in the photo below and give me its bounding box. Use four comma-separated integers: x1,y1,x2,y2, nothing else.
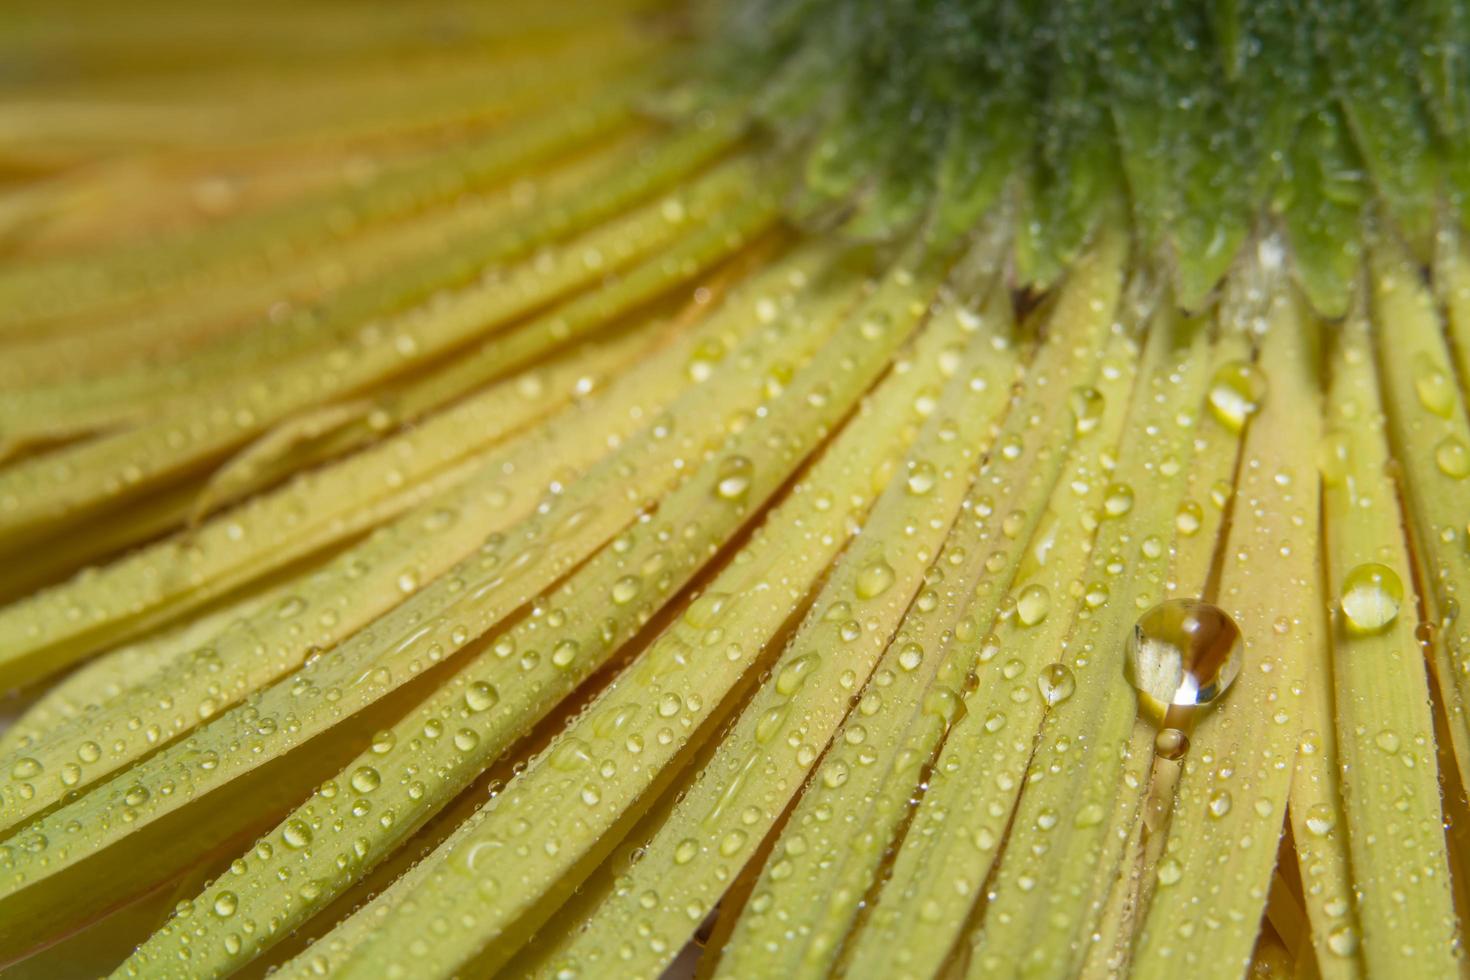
1103,483,1134,518
213,891,238,918
1435,436,1470,479
611,575,642,605
1154,728,1189,760
1125,599,1243,714
1175,500,1203,536
1340,562,1403,634
1015,584,1051,626
855,558,895,599
464,681,500,713
906,461,937,495
897,643,924,672
1327,925,1359,957
714,456,753,501
350,767,381,793
1037,663,1075,706
1207,361,1268,431
1414,353,1455,418
1304,803,1336,836
674,838,699,865
551,639,580,669
1207,788,1233,818
10,758,41,780
283,820,313,849
687,340,722,383
1069,386,1105,435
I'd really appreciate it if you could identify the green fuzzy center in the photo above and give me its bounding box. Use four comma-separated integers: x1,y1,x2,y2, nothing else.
706,0,1470,313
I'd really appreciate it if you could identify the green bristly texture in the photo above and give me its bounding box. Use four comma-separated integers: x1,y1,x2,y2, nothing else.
706,0,1470,313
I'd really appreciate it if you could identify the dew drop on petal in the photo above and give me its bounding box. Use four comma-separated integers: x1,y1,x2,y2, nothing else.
1125,599,1243,712
1340,563,1403,634
855,558,895,599
1435,436,1470,479
1154,727,1189,760
1413,353,1455,417
1015,584,1051,627
714,455,753,501
350,767,381,793
1207,360,1268,432
1036,663,1075,706
1069,386,1105,435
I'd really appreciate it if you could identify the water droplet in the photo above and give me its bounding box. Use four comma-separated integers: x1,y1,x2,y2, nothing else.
855,558,895,599
1154,728,1189,760
776,652,821,693
1037,664,1075,706
1069,386,1105,434
1304,803,1336,836
1435,436,1470,479
283,820,313,849
350,767,382,793
464,681,500,713
550,737,593,770
1374,729,1401,753
1414,354,1456,417
1073,803,1104,827
371,730,397,754
714,456,753,501
1209,479,1232,509
686,341,722,383
1126,599,1243,713
897,643,924,672
10,758,41,780
551,639,580,669
1340,563,1403,634
213,891,238,918
1103,483,1134,518
1016,584,1051,627
1207,789,1233,818
1207,361,1268,431
906,462,938,495
1327,925,1359,957
611,575,642,605
685,591,730,629
755,705,787,743
1175,501,1203,536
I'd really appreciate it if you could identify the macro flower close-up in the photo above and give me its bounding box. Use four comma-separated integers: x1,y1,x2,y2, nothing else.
2,1,1470,977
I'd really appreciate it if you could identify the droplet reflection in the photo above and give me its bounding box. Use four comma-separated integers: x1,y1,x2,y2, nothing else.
1125,598,1243,717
